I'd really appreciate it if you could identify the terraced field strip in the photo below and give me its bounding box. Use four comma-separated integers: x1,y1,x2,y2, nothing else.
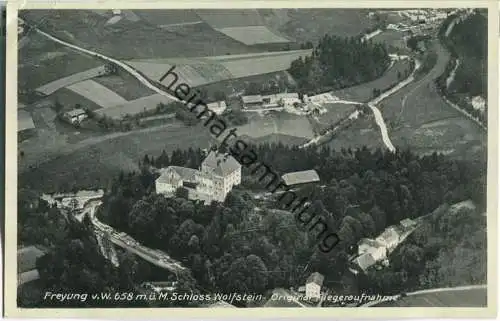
18,109,35,132
95,93,177,119
216,26,291,45
196,9,264,29
66,79,128,108
36,66,106,95
126,49,312,87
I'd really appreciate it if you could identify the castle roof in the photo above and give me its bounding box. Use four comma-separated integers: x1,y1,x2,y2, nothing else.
202,151,241,176
157,166,198,184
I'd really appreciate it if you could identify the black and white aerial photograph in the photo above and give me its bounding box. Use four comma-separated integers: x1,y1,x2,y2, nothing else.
11,5,493,316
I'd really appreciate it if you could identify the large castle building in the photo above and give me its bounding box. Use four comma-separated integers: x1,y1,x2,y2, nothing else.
155,151,241,203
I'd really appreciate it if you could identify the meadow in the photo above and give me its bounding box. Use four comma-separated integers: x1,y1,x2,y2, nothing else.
126,49,312,88
20,10,263,59
18,31,103,92
19,122,217,193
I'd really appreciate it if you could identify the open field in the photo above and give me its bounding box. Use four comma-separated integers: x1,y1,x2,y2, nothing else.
379,40,486,161
35,66,106,95
326,114,386,152
66,79,127,108
134,9,202,27
21,10,263,59
249,133,309,146
50,87,104,112
216,26,290,45
279,9,375,44
309,103,358,133
95,94,177,119
331,59,412,103
372,30,409,52
18,109,35,132
92,72,156,101
196,9,264,28
19,122,217,192
235,112,314,139
329,40,485,162
126,49,311,88
18,31,103,92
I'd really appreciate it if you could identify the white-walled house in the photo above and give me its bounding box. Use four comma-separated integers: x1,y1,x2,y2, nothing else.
358,238,387,262
155,151,241,203
375,227,400,252
305,272,324,300
63,108,87,124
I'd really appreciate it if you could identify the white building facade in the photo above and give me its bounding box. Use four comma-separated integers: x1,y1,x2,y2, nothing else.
155,151,241,203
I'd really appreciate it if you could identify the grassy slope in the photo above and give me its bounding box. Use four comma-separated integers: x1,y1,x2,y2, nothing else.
18,30,102,92
20,10,263,59
279,9,375,44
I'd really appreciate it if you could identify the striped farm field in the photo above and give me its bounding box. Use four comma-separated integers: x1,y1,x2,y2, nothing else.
35,66,106,96
94,94,177,119
66,79,128,108
125,49,312,87
216,26,290,45
196,9,290,45
196,9,264,29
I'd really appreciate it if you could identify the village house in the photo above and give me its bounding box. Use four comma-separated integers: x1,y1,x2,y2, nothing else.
207,101,227,115
305,272,324,300
281,170,320,187
351,252,377,274
400,218,417,230
63,108,87,124
358,238,387,262
375,226,400,252
155,150,241,203
241,95,263,109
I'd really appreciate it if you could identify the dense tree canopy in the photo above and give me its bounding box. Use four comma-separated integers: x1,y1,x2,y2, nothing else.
97,143,485,300
289,35,390,94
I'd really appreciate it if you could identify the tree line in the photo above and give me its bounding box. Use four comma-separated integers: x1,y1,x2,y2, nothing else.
288,34,390,95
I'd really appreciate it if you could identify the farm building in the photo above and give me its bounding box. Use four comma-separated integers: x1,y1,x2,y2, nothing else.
351,252,377,274
357,238,387,262
63,108,88,124
375,227,400,252
400,218,417,229
305,272,324,300
241,95,263,109
262,92,301,108
281,170,320,187
207,101,227,115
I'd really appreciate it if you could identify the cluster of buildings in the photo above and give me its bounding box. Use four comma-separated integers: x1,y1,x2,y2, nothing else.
155,150,242,203
240,92,302,110
349,218,418,274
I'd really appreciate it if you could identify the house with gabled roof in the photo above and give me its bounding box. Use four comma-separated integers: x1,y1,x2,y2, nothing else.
156,150,241,203
305,272,324,300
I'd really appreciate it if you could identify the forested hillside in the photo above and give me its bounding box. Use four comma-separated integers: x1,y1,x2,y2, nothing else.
361,202,486,294
288,35,390,94
96,144,485,301
437,11,487,124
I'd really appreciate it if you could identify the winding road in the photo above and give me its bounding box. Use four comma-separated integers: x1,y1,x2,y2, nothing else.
83,200,188,274
21,18,181,103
